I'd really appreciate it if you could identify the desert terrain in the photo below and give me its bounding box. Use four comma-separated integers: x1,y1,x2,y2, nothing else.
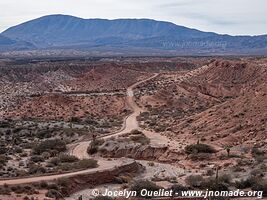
0,57,266,200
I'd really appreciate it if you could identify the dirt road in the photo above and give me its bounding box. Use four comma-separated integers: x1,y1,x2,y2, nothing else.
71,73,158,159
0,66,211,186
0,159,135,186
0,74,158,185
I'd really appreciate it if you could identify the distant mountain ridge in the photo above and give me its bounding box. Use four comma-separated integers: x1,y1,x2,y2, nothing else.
1,14,267,55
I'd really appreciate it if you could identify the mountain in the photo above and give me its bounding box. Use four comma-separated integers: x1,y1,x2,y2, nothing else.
1,14,267,55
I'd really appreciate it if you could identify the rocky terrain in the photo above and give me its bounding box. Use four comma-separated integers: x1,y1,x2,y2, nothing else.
0,57,266,200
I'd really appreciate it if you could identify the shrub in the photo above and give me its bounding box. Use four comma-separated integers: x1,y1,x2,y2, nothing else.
30,155,44,163
235,178,255,189
0,147,7,154
49,157,60,166
251,147,265,156
0,155,7,166
75,159,98,169
33,139,66,155
130,134,150,145
28,164,46,174
39,181,48,189
87,145,98,155
87,139,104,155
203,178,229,191
41,152,51,159
185,175,204,188
57,178,71,187
185,143,216,154
59,154,79,163
130,129,142,135
251,179,267,197
130,180,161,197
45,189,62,199
170,184,189,196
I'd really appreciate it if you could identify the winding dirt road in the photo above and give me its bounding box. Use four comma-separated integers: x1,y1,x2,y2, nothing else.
70,73,158,159
0,73,158,186
0,65,211,186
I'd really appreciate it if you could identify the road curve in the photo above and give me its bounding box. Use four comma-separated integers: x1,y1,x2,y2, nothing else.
71,73,158,159
0,73,158,185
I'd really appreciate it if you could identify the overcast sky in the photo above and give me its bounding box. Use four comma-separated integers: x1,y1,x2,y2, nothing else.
0,0,266,35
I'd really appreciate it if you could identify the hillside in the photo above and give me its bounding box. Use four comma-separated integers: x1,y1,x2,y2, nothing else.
136,58,267,150
0,34,34,51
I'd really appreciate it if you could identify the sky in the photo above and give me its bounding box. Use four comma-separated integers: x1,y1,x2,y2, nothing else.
0,0,266,36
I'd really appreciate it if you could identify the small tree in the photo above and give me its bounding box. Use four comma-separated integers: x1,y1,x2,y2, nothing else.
224,146,231,157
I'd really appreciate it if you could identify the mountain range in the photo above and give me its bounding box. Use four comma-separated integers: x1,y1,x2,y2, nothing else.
1,14,267,55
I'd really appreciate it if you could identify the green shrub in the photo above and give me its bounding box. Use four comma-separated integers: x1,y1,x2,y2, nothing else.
76,159,98,169
203,178,229,191
28,164,46,174
130,129,142,135
130,134,150,145
0,155,7,166
185,175,204,188
170,184,189,196
251,179,267,197
33,139,66,155
251,147,265,156
87,139,104,155
30,155,44,163
235,177,255,189
45,189,62,199
130,180,161,197
59,154,79,163
57,178,71,187
49,157,60,166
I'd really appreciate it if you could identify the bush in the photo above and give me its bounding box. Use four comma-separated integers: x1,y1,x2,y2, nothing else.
49,157,60,166
45,189,62,199
185,175,204,188
28,164,46,174
87,145,98,155
57,178,71,187
170,184,189,196
30,155,44,163
39,181,48,189
33,139,66,155
235,178,254,189
251,147,265,156
130,129,142,135
59,154,79,163
251,179,267,197
75,159,98,169
0,155,7,166
203,178,229,191
87,139,104,155
0,147,8,154
130,180,161,197
185,143,216,154
130,134,150,145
